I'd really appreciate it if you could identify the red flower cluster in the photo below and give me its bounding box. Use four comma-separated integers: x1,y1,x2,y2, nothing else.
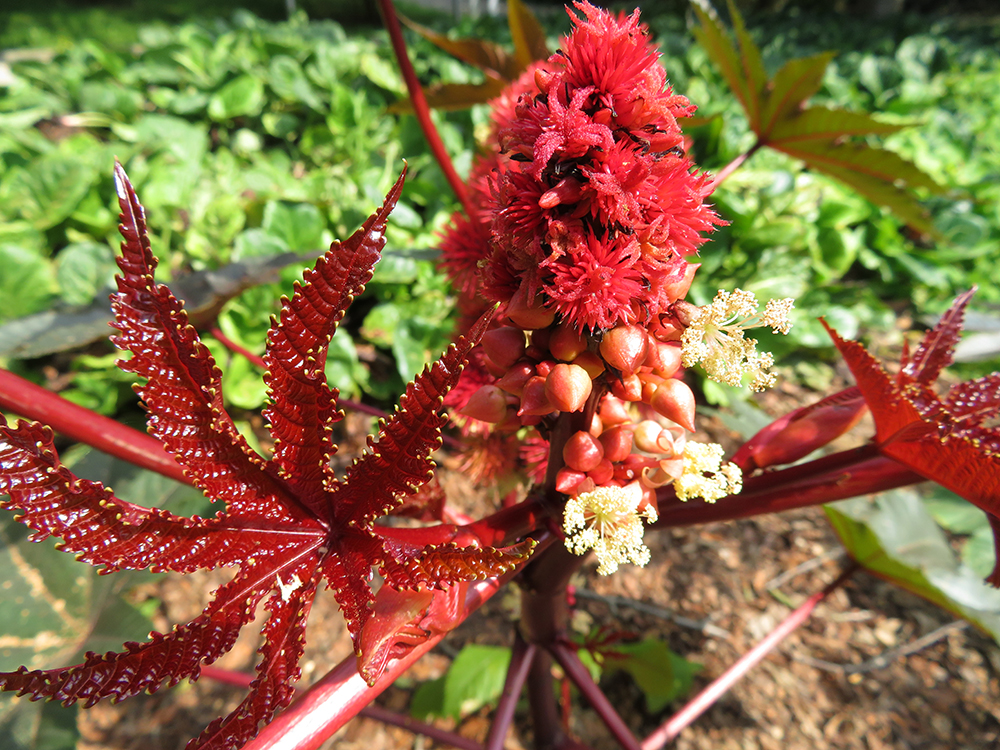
440,1,722,333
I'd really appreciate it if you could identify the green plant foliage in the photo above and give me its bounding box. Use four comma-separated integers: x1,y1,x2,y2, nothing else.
601,639,701,713
0,505,157,749
410,643,511,721
0,8,470,409
826,490,1000,640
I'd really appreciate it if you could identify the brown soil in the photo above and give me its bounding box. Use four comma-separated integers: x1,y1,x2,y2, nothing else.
78,403,1000,750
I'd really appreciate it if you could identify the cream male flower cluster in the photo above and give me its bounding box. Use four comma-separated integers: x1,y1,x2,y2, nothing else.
563,482,657,575
680,289,794,391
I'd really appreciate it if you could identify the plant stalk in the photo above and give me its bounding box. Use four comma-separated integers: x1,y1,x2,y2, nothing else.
0,367,187,483
706,141,761,191
641,562,859,749
485,635,537,750
376,0,475,219
653,446,922,530
549,641,642,750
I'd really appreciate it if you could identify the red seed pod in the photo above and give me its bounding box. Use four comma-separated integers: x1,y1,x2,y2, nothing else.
481,327,526,370
650,378,697,432
633,420,666,453
610,373,642,402
549,322,588,362
599,324,649,375
598,395,631,426
651,342,682,378
587,458,615,486
545,363,593,413
589,412,603,438
572,351,606,379
459,385,509,423
496,360,536,397
660,261,699,304
530,326,552,352
518,375,554,417
556,468,595,496
599,425,634,463
640,373,665,404
507,282,556,330
535,359,556,378
563,430,605,473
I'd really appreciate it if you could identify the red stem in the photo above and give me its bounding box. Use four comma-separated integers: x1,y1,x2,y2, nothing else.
641,562,859,750
377,0,475,220
0,367,187,484
207,326,408,426
706,142,760,192
200,666,482,750
549,641,642,750
244,541,552,750
652,445,923,530
485,635,537,750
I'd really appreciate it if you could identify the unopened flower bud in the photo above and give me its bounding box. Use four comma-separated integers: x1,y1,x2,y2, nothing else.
599,425,634,463
459,385,509,423
556,467,593,496
507,282,556,330
496,360,536,397
647,341,683,379
588,458,615,486
611,373,642,402
600,324,649,375
572,351,606,379
598,395,631,426
659,261,699,303
545,363,593,413
563,430,604,472
649,378,696,432
518,375,554,416
549,323,589,362
481,327,526,370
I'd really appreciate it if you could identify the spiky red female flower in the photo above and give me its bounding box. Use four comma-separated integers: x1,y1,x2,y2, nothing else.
439,1,722,334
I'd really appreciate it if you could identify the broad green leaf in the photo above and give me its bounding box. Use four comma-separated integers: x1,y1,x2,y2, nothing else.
55,241,116,306
826,490,1000,642
0,516,156,749
269,55,323,110
409,675,446,721
509,0,549,72
399,15,515,80
758,52,836,136
208,74,265,121
963,527,997,580
0,155,96,231
262,201,327,253
725,0,766,130
0,245,56,322
925,487,990,535
442,644,511,719
603,639,701,713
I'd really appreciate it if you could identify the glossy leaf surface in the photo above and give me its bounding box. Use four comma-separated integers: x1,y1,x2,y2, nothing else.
692,0,944,232
824,289,1000,584
0,163,534,750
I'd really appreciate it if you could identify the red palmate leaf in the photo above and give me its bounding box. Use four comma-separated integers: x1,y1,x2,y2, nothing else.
822,291,1000,583
0,163,535,750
